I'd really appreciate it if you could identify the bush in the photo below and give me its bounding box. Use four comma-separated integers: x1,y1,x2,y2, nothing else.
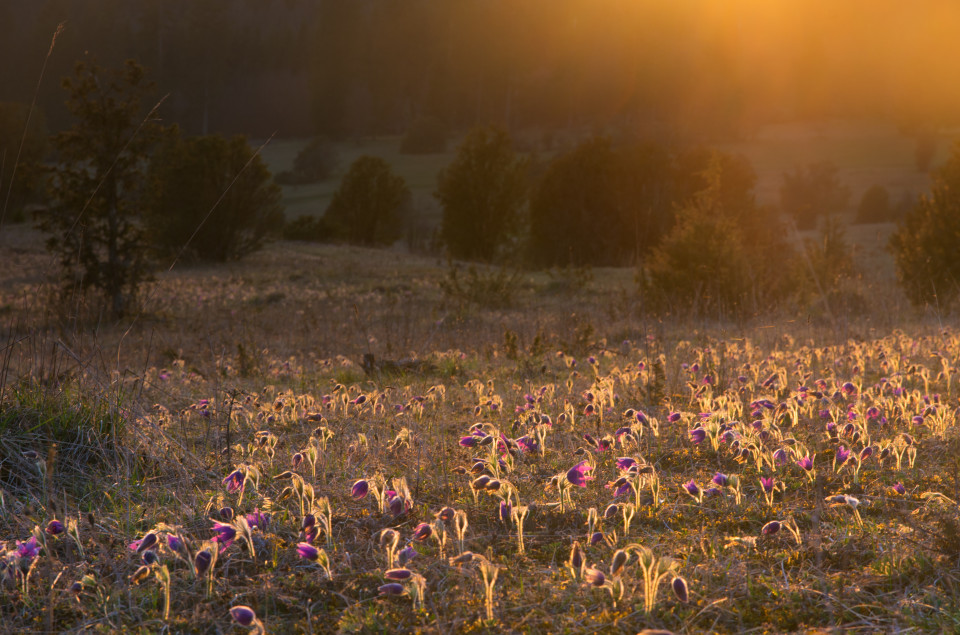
276,137,339,185
855,184,892,224
890,142,960,310
528,137,673,267
643,151,793,316
780,162,850,230
145,131,285,263
324,155,410,246
399,116,447,155
435,127,527,262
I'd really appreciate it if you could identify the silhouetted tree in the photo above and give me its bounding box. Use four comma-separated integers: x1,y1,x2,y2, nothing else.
37,59,163,318
855,184,892,224
436,127,527,262
324,155,410,246
890,142,960,309
780,162,850,230
145,130,284,263
0,101,48,225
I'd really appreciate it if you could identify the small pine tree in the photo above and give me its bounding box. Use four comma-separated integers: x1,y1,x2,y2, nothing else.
780,162,850,231
37,59,164,318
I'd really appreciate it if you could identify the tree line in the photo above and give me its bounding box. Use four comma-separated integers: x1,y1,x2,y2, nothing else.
5,57,959,320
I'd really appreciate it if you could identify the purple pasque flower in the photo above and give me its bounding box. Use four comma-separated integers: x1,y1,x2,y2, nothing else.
584,567,606,587
301,514,316,531
589,531,604,546
46,520,65,536
222,469,244,493
841,381,857,396
15,536,40,562
616,457,638,472
142,550,159,566
672,576,689,602
772,448,789,466
211,522,237,549
292,452,304,468
498,500,512,523
712,472,729,487
760,477,775,494
835,446,851,466
668,412,682,423
246,509,270,531
459,435,480,448
689,428,706,444
379,582,406,596
397,545,417,566
412,522,433,542
761,520,781,535
796,455,815,472
229,605,257,627
436,507,456,523
195,549,212,575
566,460,595,487
166,534,184,554
384,568,413,581
387,493,411,517
129,532,158,553
892,482,906,496
351,479,370,500
297,542,319,561
219,506,234,521
859,446,874,461
682,479,701,499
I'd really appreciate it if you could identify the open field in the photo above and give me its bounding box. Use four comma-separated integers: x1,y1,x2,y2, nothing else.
3,226,960,633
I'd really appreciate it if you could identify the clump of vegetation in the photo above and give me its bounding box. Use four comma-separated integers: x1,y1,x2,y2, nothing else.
145,130,285,264
528,137,674,267
275,137,339,185
890,141,960,310
36,58,163,318
435,126,528,263
323,155,411,247
780,161,850,230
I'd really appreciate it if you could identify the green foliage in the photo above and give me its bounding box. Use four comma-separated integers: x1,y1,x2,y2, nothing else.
36,59,163,318
890,142,960,309
276,137,339,185
528,137,673,267
324,155,411,246
0,102,48,223
436,127,528,262
780,162,850,230
855,184,893,224
644,151,791,316
145,130,284,263
399,116,448,155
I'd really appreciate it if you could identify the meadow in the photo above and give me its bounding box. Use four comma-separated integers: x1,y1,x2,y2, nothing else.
3,215,960,634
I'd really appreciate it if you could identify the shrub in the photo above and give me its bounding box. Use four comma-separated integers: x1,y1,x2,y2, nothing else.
276,137,339,185
643,151,792,316
324,155,411,246
890,142,960,310
435,127,527,262
529,138,673,267
855,184,892,224
145,131,285,263
399,116,447,155
780,162,850,231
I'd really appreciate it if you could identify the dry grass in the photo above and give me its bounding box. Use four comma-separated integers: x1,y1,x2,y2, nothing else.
3,228,960,633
